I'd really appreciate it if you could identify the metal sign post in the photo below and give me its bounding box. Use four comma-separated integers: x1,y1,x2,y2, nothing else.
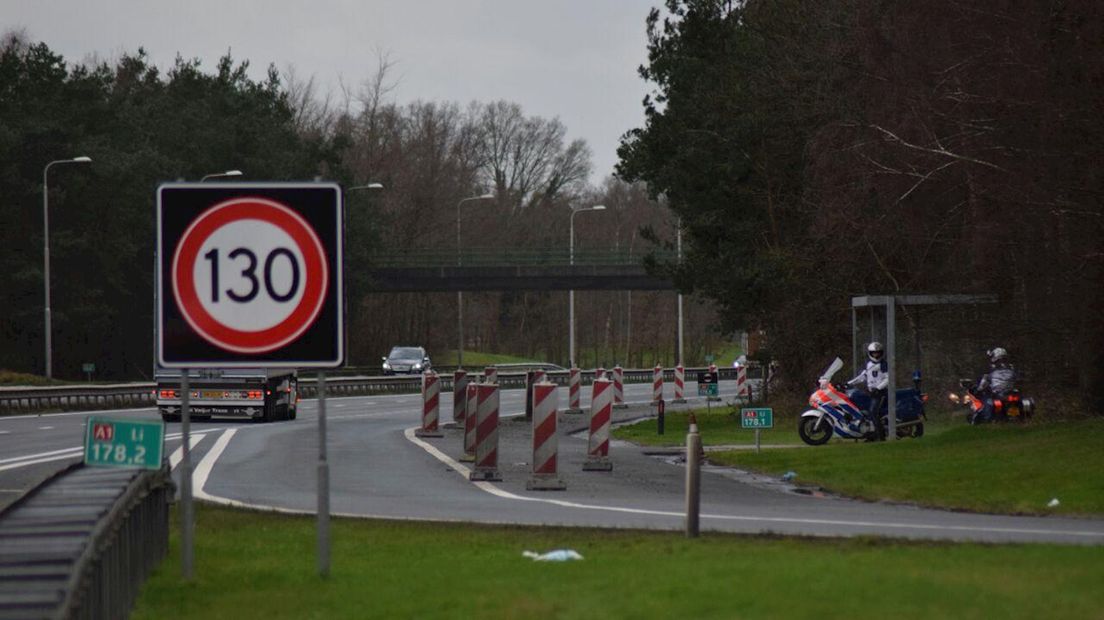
741,408,773,454
317,372,329,577
181,373,193,580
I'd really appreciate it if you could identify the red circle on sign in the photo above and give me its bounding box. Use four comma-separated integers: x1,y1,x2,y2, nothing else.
172,197,328,354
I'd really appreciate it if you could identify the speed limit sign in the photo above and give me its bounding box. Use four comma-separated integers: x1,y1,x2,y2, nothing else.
157,183,343,367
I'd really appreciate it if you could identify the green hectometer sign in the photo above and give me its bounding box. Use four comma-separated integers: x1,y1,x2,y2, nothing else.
84,417,165,470
741,408,774,429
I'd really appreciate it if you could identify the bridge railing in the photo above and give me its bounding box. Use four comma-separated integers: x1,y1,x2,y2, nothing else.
369,247,678,268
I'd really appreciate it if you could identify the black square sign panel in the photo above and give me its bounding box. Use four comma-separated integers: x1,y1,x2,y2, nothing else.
157,183,343,368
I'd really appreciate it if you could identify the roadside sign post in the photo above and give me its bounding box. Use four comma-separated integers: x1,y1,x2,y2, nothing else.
698,371,719,413
181,373,193,580
741,407,774,453
157,183,344,580
81,362,94,382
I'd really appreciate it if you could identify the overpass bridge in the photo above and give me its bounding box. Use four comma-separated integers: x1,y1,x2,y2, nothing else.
366,248,677,292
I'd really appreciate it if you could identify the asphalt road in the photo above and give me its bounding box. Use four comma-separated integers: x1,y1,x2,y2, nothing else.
3,379,1103,544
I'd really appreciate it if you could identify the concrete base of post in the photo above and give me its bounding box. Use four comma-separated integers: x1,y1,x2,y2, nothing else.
672,398,687,404
526,474,566,491
613,403,628,410
583,457,613,471
414,428,443,438
469,468,501,482
564,407,584,415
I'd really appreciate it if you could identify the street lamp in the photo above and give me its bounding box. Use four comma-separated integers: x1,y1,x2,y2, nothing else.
456,193,495,368
200,169,243,181
569,205,606,368
42,155,92,380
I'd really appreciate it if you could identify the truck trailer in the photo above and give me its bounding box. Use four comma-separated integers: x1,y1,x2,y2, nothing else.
155,367,298,423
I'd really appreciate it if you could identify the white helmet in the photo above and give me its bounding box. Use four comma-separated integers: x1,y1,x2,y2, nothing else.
988,347,1008,364
867,341,884,362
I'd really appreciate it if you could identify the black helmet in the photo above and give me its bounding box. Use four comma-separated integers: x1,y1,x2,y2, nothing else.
867,342,884,362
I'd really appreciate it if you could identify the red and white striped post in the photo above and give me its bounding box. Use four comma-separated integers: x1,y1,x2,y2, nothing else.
415,370,443,438
583,377,614,471
469,383,501,481
452,369,469,425
566,367,583,414
484,366,498,384
461,382,479,462
612,365,627,409
596,366,606,381
527,381,565,490
652,364,664,404
673,364,686,403
736,364,748,400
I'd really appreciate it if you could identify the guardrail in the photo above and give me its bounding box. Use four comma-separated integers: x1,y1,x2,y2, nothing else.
1,364,764,414
369,247,678,268
0,462,173,618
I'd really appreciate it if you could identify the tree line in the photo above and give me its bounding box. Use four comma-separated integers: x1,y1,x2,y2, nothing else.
618,0,1104,411
0,32,725,381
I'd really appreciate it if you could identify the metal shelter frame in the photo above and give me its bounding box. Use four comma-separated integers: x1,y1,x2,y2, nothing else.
851,294,996,439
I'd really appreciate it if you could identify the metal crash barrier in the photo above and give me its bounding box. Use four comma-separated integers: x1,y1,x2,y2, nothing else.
0,463,173,619
0,365,765,414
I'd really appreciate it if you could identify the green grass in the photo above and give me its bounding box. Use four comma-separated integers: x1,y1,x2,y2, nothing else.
708,417,1104,515
0,369,64,386
133,504,1104,620
443,350,550,367
614,406,804,447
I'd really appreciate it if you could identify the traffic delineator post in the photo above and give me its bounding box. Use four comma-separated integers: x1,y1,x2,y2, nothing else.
673,364,686,403
469,383,501,481
452,369,469,424
736,364,748,400
612,366,627,409
707,363,721,401
461,383,479,462
527,381,565,490
415,370,443,438
583,377,614,471
652,364,664,404
566,367,583,414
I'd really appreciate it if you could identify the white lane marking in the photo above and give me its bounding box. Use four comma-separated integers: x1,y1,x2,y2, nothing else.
192,429,237,500
0,431,213,469
168,434,207,470
402,427,1104,540
0,431,9,435
37,426,55,430
0,452,82,472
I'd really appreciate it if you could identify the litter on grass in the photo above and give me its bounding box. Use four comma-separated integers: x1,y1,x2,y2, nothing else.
1047,498,1060,508
781,471,797,482
523,549,584,562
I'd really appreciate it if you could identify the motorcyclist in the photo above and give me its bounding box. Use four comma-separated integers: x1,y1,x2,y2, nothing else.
847,342,888,440
972,347,1017,424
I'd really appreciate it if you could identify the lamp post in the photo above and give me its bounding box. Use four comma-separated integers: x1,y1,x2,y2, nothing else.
456,193,495,368
569,205,606,368
42,156,92,380
344,182,385,364
199,169,243,181
677,216,683,367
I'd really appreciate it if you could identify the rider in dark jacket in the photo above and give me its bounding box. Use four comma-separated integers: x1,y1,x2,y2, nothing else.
973,347,1017,423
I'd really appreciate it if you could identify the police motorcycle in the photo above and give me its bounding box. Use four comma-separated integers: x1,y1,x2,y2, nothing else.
798,358,927,446
948,380,1034,424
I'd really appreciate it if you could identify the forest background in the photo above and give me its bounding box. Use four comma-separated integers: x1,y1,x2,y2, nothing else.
2,0,1101,411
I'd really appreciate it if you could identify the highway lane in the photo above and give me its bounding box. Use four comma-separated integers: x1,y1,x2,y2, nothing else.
4,380,1104,544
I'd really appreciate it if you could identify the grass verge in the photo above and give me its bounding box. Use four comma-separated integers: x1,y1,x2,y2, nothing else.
613,394,809,447
133,504,1104,620
708,417,1104,515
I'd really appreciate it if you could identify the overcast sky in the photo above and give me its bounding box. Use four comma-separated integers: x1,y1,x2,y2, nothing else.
5,0,661,182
